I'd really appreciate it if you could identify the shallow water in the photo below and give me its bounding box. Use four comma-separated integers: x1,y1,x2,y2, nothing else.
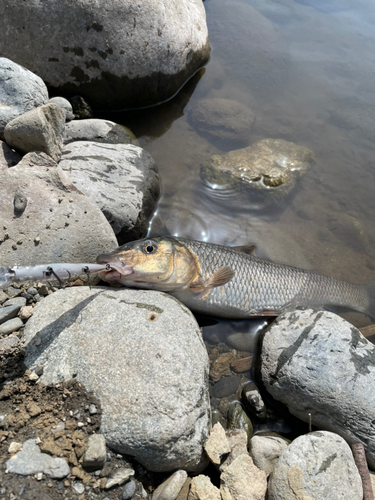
99,0,375,420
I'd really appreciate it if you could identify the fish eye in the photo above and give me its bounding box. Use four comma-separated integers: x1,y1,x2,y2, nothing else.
143,241,156,254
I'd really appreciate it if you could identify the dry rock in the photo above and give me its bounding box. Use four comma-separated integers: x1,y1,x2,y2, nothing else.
63,119,138,145
220,429,248,472
203,423,231,465
188,475,221,500
152,470,188,500
82,433,106,471
220,454,267,500
250,434,289,476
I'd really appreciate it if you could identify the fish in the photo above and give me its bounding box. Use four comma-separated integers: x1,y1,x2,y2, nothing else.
96,236,375,320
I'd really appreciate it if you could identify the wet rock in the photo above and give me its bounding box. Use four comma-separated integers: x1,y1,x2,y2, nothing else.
152,470,188,500
105,467,135,490
188,475,221,500
0,140,21,171
0,317,23,335
0,151,118,267
211,376,239,399
203,423,231,466
64,119,138,146
4,103,66,161
0,2,210,109
70,96,93,119
60,142,160,243
189,98,255,147
242,383,267,421
249,435,289,476
219,429,248,472
23,287,211,472
82,433,106,471
220,454,267,500
0,304,21,325
268,431,362,500
0,58,49,140
227,403,253,445
49,97,74,121
210,352,236,382
200,139,314,207
5,439,70,479
260,308,375,469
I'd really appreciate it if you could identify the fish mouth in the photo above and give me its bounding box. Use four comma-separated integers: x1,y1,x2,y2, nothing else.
96,254,134,277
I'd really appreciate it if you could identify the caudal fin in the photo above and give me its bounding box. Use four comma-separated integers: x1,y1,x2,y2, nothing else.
363,282,375,320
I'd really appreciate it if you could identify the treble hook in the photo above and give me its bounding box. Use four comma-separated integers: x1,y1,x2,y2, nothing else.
82,266,91,289
46,267,64,288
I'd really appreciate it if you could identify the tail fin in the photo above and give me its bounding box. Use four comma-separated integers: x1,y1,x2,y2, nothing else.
363,282,375,320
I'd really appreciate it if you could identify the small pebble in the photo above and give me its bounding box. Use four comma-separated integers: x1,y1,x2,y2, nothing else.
36,472,43,481
57,482,65,491
123,479,136,500
28,371,39,382
89,404,97,415
72,482,85,494
18,485,25,496
0,487,6,494
8,442,22,454
26,287,38,296
0,317,23,335
19,305,34,320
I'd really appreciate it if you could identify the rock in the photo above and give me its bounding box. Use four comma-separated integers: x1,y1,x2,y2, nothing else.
268,431,362,500
210,352,237,382
8,442,22,455
23,287,210,472
19,306,34,320
60,142,160,243
5,439,70,479
152,470,188,500
0,304,22,325
0,290,8,304
72,482,85,494
0,152,118,267
220,454,267,500
189,98,255,147
105,467,135,490
227,403,253,445
241,383,267,421
4,103,66,161
260,308,375,468
249,435,289,477
200,139,315,208
49,97,74,121
0,58,49,140
64,119,138,146
0,140,22,170
0,335,19,352
123,479,137,500
3,297,26,308
219,429,248,472
82,434,106,471
0,317,23,335
0,2,210,109
211,376,239,399
176,478,191,500
188,475,221,500
203,423,231,466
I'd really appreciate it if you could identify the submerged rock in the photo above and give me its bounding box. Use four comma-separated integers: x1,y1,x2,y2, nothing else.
60,142,160,243
0,58,49,140
260,308,375,468
268,431,362,500
23,287,210,472
200,139,314,207
0,2,210,109
227,403,253,445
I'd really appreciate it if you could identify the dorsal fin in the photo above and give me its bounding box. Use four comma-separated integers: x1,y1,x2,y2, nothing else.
190,265,235,292
232,245,256,256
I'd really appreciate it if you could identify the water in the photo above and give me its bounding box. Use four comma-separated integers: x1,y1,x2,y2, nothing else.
99,0,375,421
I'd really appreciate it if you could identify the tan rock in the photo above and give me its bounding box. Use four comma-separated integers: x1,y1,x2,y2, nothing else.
220,429,248,472
204,423,231,465
220,454,267,500
188,475,221,500
19,306,34,320
8,441,22,455
210,352,237,382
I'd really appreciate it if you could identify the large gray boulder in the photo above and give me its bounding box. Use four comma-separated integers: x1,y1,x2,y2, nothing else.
0,1,210,109
60,142,160,243
268,431,362,500
0,151,118,266
260,308,375,468
23,287,211,472
0,58,49,140
63,119,138,146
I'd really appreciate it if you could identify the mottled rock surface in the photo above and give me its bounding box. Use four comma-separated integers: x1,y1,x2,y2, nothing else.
23,287,210,472
0,140,21,171
260,308,375,468
0,152,118,267
63,119,138,146
49,97,74,121
60,142,160,243
0,1,210,109
0,58,49,139
268,431,362,500
4,103,65,161
220,454,267,500
188,475,221,500
250,435,289,476
152,470,188,500
204,423,230,465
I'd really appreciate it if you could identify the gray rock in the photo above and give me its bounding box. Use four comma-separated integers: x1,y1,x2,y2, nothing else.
0,58,49,140
189,98,255,147
0,2,210,109
200,139,315,208
261,309,375,468
0,151,118,267
241,383,267,421
3,286,21,298
105,467,135,490
123,480,137,500
4,103,66,161
249,435,289,477
60,142,160,243
0,304,21,325
220,454,267,500
0,290,8,304
0,335,19,351
0,140,21,171
152,470,188,500
3,297,26,308
211,377,239,399
0,317,23,335
23,287,211,472
268,431,362,500
49,97,74,121
71,482,85,494
83,434,106,471
64,119,138,146
5,439,70,479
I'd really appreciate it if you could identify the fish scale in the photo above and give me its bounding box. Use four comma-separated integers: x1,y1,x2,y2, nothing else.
172,238,369,318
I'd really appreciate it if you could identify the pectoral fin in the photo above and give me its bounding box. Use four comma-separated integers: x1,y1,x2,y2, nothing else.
190,265,235,292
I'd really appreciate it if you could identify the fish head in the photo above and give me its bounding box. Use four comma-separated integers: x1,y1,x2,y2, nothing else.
96,237,199,291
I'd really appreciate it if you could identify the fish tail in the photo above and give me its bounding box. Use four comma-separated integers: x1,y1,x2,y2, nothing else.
363,282,375,320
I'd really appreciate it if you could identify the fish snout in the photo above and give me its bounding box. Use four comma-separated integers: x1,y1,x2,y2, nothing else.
96,253,117,264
